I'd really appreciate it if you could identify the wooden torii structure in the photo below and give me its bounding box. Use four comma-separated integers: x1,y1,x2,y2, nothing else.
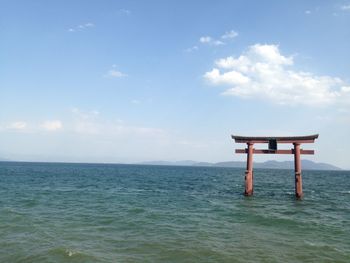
232,134,319,199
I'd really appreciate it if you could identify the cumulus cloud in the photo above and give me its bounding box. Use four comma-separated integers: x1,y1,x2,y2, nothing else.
213,40,225,46
199,36,224,46
204,44,350,106
341,5,350,10
118,9,131,15
3,120,63,132
71,108,163,137
200,36,212,43
204,68,250,86
7,121,27,130
199,30,237,47
72,108,99,120
68,22,95,32
184,45,198,52
41,120,63,131
106,69,127,78
131,99,140,104
104,65,127,78
221,30,238,39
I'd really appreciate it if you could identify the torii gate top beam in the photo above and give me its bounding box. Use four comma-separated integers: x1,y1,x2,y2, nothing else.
231,134,319,144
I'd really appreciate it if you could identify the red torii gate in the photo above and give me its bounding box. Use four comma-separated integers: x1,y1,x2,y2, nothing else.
232,134,319,199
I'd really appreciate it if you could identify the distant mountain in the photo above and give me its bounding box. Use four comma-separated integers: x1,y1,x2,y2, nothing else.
140,160,198,166
138,160,341,170
251,160,341,170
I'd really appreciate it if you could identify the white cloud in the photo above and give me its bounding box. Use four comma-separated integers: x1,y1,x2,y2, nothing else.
200,36,212,43
184,45,198,52
7,121,27,130
108,69,127,78
104,65,127,78
72,108,99,120
131,99,140,104
199,36,225,46
204,44,350,106
213,40,225,46
84,23,94,27
341,86,350,92
41,120,63,131
118,9,131,15
68,22,95,32
341,5,350,10
204,68,250,86
199,30,237,47
71,108,164,137
3,120,63,132
221,30,238,39
106,69,127,78
305,10,311,15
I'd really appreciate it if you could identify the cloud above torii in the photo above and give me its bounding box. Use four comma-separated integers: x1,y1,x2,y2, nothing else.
204,44,350,106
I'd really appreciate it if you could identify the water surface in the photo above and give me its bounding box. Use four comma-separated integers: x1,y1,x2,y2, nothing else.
0,162,349,262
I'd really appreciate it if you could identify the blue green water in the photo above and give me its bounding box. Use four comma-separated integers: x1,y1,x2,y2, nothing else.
0,162,349,262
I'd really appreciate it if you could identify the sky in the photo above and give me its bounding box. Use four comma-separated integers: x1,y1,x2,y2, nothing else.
1,0,350,168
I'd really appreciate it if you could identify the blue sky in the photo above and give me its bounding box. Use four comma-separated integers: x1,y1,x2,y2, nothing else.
1,0,350,168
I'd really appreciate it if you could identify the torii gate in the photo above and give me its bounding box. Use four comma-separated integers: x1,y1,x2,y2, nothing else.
232,134,319,199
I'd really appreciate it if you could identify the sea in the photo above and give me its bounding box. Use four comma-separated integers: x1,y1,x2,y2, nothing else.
0,161,349,262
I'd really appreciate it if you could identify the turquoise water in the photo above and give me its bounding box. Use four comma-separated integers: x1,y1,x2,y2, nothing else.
0,162,349,262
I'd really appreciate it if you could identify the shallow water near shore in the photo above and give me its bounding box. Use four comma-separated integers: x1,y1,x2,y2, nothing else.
0,162,349,262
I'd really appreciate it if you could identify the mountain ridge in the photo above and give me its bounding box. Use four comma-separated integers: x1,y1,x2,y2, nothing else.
139,160,341,170
0,158,341,170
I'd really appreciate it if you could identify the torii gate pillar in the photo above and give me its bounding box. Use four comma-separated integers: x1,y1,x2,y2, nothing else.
232,134,318,199
245,142,254,196
294,143,303,198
